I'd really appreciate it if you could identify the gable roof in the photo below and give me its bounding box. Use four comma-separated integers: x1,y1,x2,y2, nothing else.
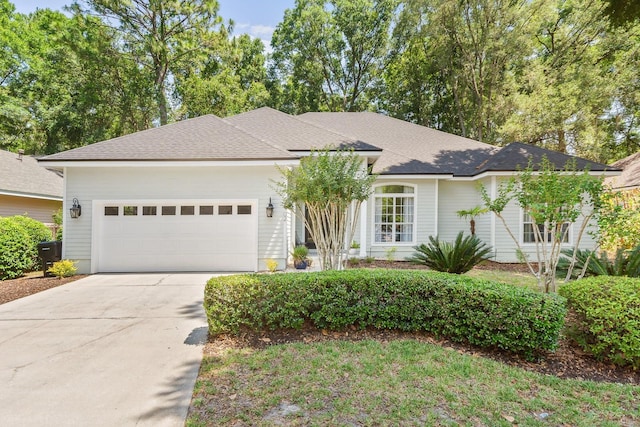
0,149,62,200
39,114,296,162
299,112,499,176
604,152,640,190
476,142,614,174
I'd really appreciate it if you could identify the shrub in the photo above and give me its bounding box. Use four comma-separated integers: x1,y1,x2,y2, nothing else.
0,217,33,280
10,215,53,271
265,259,278,273
559,276,640,368
408,232,493,274
47,260,78,279
204,269,566,359
557,247,640,279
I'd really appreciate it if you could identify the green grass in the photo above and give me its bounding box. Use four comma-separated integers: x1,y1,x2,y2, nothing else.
467,268,539,290
187,339,639,426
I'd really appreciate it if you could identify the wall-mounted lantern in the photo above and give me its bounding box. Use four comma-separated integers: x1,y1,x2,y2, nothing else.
70,198,82,218
266,198,274,218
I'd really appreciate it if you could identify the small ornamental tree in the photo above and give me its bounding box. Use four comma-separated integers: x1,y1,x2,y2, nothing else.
480,157,604,293
456,205,488,235
276,149,376,270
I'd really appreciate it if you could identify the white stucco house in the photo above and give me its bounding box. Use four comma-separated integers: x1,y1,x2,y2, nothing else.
38,107,618,274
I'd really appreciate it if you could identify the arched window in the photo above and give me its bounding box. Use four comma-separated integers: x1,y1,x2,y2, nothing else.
374,185,415,244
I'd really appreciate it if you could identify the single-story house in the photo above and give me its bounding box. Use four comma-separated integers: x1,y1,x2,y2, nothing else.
1,148,62,230
604,152,640,191
38,107,619,274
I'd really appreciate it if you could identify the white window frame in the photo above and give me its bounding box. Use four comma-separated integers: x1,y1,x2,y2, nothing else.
372,183,417,246
520,210,572,246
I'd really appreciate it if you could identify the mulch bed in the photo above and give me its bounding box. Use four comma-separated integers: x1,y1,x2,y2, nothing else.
0,272,85,305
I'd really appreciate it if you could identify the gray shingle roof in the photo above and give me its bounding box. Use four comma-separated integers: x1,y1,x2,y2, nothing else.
604,152,640,189
477,142,615,173
39,114,296,162
0,149,62,199
299,112,498,175
225,107,381,152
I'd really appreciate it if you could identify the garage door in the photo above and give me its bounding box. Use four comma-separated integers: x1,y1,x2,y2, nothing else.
94,200,258,272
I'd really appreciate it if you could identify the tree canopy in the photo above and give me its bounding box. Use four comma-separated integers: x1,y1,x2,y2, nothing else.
1,0,639,164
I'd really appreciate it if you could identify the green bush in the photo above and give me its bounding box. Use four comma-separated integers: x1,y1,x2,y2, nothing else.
10,215,53,271
559,276,640,368
47,259,77,279
205,269,566,359
408,232,492,274
0,217,33,280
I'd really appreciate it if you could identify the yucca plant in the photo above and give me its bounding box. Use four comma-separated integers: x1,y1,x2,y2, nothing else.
408,232,493,274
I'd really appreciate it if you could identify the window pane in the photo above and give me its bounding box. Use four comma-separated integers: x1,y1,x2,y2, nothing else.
104,206,119,216
375,185,414,194
142,206,157,216
238,205,252,215
162,206,176,216
219,205,232,215
199,205,214,215
181,206,195,215
123,206,138,216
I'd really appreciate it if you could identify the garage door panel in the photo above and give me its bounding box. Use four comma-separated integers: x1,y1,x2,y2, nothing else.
95,200,257,272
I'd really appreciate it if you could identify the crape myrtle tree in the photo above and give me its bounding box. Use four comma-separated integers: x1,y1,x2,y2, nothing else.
275,149,376,270
480,157,604,293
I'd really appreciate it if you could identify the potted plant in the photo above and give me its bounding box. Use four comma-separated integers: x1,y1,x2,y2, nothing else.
349,241,360,257
292,245,309,269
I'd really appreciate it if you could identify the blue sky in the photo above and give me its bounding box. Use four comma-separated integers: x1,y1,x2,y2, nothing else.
12,0,295,49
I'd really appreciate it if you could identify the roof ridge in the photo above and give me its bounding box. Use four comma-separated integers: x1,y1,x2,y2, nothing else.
292,113,378,150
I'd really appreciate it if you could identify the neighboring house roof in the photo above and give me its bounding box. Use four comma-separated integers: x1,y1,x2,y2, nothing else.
39,114,297,162
604,152,640,190
476,142,613,174
37,108,619,177
0,149,62,200
299,111,499,176
225,107,381,152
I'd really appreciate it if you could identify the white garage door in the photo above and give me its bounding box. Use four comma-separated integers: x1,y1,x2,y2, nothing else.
94,200,258,272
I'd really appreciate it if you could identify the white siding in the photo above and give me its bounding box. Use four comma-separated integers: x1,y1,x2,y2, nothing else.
436,180,491,245
367,179,436,260
64,165,287,273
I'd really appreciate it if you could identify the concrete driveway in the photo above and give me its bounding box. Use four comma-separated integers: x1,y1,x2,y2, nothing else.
0,273,214,427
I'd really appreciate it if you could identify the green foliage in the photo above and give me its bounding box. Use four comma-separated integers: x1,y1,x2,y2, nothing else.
480,157,604,292
204,269,567,358
275,149,376,270
385,246,397,261
47,259,77,279
10,215,52,271
557,247,640,279
560,277,640,368
270,0,396,113
408,232,492,274
0,217,32,280
597,189,640,252
456,205,488,235
291,245,309,262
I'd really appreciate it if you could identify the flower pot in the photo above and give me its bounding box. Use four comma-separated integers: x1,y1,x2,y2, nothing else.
294,260,307,270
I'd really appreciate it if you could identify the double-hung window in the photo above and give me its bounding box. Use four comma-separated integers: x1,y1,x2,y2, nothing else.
522,211,570,244
374,185,415,243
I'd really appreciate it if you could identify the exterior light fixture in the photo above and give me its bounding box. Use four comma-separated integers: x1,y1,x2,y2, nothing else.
70,198,82,218
266,198,274,218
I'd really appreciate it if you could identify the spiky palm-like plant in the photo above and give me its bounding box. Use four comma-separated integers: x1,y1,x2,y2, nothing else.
408,232,493,274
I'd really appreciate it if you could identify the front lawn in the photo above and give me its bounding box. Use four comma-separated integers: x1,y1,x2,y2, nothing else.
187,338,639,426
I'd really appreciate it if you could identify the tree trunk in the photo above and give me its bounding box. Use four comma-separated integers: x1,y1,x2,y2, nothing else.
470,218,476,235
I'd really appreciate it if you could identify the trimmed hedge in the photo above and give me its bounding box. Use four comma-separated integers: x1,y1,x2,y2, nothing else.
205,269,566,358
559,276,640,368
